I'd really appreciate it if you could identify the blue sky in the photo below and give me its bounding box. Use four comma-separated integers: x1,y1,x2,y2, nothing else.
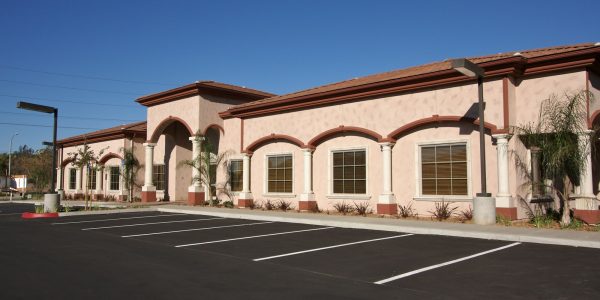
1,0,598,152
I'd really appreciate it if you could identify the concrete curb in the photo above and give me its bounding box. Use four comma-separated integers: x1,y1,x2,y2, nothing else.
156,206,600,249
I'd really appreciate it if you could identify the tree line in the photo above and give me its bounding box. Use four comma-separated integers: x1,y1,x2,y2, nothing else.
0,145,53,192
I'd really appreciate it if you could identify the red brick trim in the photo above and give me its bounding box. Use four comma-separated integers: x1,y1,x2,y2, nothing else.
60,157,76,168
149,116,195,143
245,134,306,154
307,125,388,148
141,191,156,203
299,200,317,211
92,194,104,201
98,152,123,164
496,207,517,220
188,192,205,206
387,115,499,139
377,203,398,215
573,209,600,224
238,199,253,208
202,123,225,135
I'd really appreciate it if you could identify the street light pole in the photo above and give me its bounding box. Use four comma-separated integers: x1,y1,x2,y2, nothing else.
16,101,59,212
8,132,19,201
451,58,495,225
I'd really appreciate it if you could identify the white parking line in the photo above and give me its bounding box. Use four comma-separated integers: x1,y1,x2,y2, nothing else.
253,234,415,261
122,221,275,238
175,227,335,248
374,242,521,284
52,214,186,225
81,217,224,230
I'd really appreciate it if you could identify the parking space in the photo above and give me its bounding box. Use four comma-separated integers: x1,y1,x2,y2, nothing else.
3,207,600,299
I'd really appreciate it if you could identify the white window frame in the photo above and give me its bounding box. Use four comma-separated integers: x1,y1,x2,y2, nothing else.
263,152,295,198
414,139,472,202
327,146,371,200
108,165,120,191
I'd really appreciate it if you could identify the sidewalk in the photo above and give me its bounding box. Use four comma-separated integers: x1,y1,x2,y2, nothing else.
156,205,600,249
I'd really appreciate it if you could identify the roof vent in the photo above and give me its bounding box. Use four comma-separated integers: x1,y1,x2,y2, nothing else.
513,52,522,56
195,80,200,83
595,42,600,46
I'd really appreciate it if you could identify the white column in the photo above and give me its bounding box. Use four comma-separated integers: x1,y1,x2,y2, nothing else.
75,168,82,193
493,134,512,207
300,148,315,201
56,167,62,192
238,153,253,199
188,136,204,193
378,142,396,204
576,131,596,210
142,143,156,192
95,167,102,194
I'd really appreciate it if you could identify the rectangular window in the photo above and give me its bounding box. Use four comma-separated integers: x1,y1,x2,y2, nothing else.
267,155,292,193
421,144,467,196
153,165,165,191
87,168,97,190
332,150,366,194
229,160,243,192
69,168,77,190
109,166,120,191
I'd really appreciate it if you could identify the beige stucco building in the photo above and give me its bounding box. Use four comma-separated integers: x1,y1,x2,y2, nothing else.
57,43,600,223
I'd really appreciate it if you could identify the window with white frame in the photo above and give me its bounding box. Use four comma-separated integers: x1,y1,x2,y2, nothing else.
153,165,165,191
109,166,120,191
420,143,467,196
332,149,366,194
229,160,243,192
267,155,292,193
69,168,77,190
87,168,97,190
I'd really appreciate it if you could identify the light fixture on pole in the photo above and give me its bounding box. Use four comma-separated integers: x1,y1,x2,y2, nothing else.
17,101,59,212
8,132,19,201
451,58,496,225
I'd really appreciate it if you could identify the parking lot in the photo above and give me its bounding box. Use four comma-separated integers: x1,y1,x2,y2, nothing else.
1,203,599,299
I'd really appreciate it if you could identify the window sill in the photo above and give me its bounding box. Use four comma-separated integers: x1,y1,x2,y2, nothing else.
413,196,473,202
326,194,371,200
262,193,296,198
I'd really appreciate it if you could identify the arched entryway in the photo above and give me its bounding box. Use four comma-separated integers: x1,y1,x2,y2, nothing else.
151,119,194,201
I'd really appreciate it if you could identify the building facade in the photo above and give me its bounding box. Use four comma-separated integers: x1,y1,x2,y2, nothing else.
57,43,600,223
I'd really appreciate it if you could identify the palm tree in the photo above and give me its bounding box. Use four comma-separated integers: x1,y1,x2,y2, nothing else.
67,143,106,210
178,134,229,206
513,91,593,226
120,147,140,202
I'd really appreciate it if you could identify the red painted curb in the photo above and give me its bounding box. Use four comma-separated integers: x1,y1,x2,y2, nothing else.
21,212,60,219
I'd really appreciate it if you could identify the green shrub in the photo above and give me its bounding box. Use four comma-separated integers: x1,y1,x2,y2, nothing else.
353,201,372,216
428,201,458,221
34,205,44,214
277,200,294,211
496,215,512,226
333,202,354,215
398,202,417,218
223,200,234,208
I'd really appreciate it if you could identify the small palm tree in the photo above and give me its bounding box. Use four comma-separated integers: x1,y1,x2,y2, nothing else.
67,143,107,210
513,91,593,226
178,134,229,206
120,147,140,202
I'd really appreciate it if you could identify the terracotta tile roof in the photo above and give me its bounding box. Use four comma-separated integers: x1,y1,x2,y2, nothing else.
230,43,599,110
136,80,275,107
57,121,146,146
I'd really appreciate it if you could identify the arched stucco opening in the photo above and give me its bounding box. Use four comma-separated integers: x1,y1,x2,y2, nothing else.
154,119,194,201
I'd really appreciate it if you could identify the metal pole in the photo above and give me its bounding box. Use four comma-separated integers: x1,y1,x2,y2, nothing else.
477,76,490,197
51,109,58,193
8,133,18,201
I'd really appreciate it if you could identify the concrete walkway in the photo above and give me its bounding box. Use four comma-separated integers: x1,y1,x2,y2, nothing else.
156,205,600,249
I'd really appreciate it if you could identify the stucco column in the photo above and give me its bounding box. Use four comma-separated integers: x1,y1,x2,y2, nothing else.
238,152,253,208
493,134,516,220
93,167,103,200
299,148,316,211
75,167,82,195
573,131,600,224
142,142,156,202
377,142,397,215
188,136,205,205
